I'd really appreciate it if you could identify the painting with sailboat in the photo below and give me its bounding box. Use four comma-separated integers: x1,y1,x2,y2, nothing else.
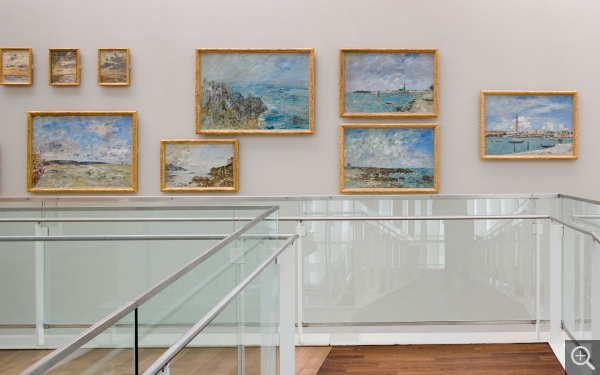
481,91,578,160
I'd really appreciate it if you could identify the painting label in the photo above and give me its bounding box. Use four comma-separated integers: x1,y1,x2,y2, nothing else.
341,49,437,117
1,48,32,84
50,49,79,84
341,125,438,193
161,140,238,192
99,49,129,85
481,92,577,159
197,49,314,133
29,113,136,192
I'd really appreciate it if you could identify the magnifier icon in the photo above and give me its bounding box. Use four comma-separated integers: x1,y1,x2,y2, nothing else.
572,345,596,370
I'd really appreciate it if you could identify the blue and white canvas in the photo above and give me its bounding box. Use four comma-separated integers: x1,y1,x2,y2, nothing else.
483,94,575,157
199,50,313,132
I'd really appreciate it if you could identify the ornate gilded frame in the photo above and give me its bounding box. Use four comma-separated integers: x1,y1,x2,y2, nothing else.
27,111,138,193
160,139,239,192
339,48,438,118
0,48,33,85
339,123,439,194
48,48,80,86
98,48,130,86
196,48,314,134
480,91,578,160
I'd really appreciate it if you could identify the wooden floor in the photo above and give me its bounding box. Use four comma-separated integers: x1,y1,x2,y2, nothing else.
316,344,564,375
0,344,563,375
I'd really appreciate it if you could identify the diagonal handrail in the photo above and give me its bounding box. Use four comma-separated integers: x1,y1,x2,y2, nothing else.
142,234,299,375
19,205,279,375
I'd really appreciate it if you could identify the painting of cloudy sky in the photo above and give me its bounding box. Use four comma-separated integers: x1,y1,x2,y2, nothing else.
485,94,574,133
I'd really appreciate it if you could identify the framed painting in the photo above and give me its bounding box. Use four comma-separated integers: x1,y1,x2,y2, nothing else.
27,111,138,192
340,124,439,193
0,48,32,85
49,48,80,85
160,140,239,192
480,91,578,160
196,48,314,134
339,48,438,118
98,48,130,85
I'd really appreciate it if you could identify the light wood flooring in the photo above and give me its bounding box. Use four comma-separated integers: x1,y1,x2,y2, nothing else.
0,344,563,375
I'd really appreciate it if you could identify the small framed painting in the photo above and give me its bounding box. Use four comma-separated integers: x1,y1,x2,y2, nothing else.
49,48,80,85
160,140,239,192
339,48,438,118
480,91,578,160
27,111,137,192
98,48,130,85
196,48,314,134
0,48,33,85
340,124,439,193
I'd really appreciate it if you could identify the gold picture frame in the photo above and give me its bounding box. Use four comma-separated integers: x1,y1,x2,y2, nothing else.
480,91,578,160
340,123,439,194
0,48,33,85
160,139,239,192
98,48,130,86
49,48,80,86
339,48,438,118
27,111,138,193
196,48,314,134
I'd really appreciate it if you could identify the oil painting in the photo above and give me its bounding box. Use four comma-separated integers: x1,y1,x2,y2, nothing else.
340,49,438,118
480,91,578,160
49,49,80,85
196,48,314,134
340,124,439,193
28,111,137,192
98,48,130,85
0,48,32,85
160,140,238,192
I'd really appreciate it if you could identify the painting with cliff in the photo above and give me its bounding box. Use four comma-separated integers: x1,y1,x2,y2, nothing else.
196,49,314,134
340,49,438,118
340,124,438,193
161,140,238,192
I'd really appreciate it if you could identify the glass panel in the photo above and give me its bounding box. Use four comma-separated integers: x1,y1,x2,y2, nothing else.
43,310,135,374
562,226,592,340
303,216,540,324
561,197,600,232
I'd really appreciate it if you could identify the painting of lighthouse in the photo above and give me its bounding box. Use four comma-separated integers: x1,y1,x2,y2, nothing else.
480,91,578,160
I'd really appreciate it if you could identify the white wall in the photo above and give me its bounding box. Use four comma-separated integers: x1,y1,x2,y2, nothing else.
1,0,599,199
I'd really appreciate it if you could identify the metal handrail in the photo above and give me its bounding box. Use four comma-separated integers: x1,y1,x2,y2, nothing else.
559,194,600,207
0,234,287,242
282,214,549,221
0,205,276,212
142,234,299,375
550,216,600,243
19,206,279,375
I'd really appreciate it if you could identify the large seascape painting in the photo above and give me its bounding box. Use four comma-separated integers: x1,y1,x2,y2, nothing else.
98,48,130,85
0,48,32,85
340,124,439,193
340,49,438,118
49,49,80,85
196,48,314,134
28,112,137,192
161,140,238,192
481,91,578,160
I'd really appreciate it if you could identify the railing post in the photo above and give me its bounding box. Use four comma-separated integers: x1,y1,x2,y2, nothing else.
295,221,305,344
278,242,295,375
232,246,246,375
35,222,48,347
549,223,563,346
134,308,139,375
535,219,542,340
592,237,600,341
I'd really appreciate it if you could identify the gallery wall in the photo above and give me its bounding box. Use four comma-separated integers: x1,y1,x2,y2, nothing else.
1,0,599,199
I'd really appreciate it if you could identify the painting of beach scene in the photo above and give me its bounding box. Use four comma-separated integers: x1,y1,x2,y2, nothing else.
196,48,314,134
98,48,129,85
340,49,438,117
481,91,578,160
0,48,32,85
340,124,439,193
49,49,79,85
161,140,238,192
28,112,137,192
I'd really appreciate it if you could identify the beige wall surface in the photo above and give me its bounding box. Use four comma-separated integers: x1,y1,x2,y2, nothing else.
1,0,598,199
